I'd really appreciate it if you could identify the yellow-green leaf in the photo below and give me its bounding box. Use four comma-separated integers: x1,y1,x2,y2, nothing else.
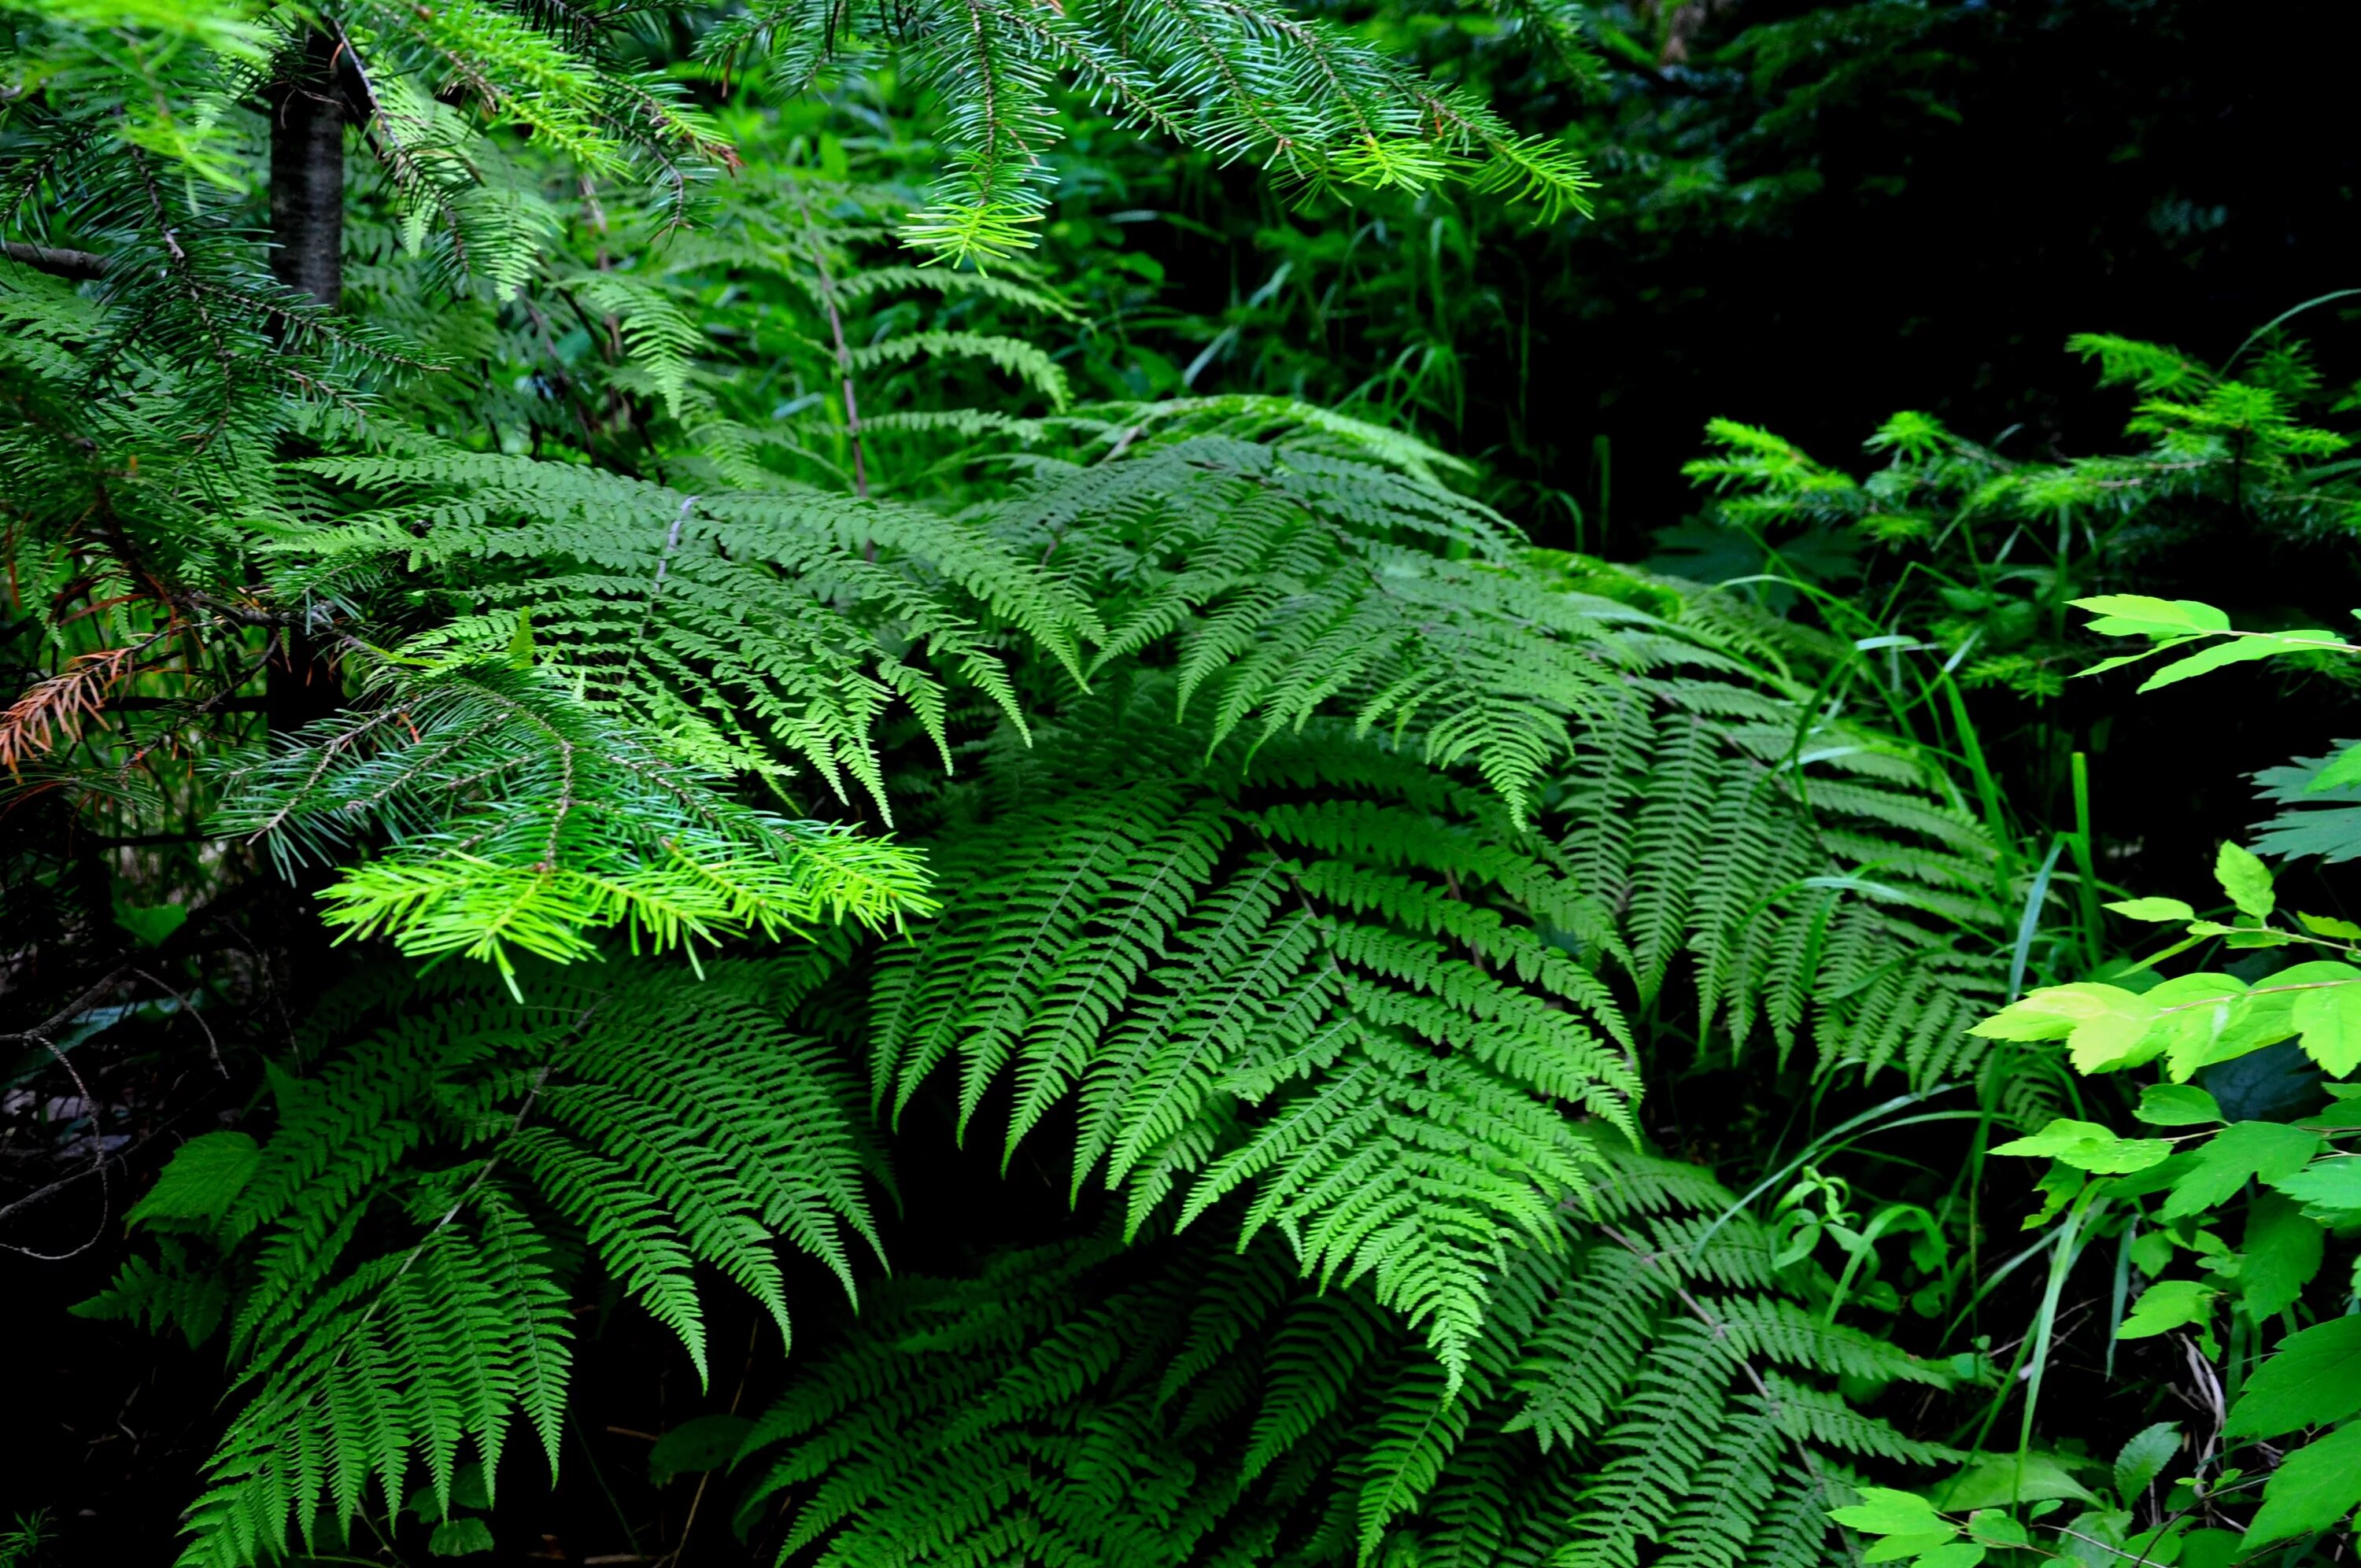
1990,1118,2172,1175
2215,842,2275,918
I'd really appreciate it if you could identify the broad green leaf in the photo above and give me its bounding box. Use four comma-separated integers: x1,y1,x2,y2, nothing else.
2214,843,2274,918
2176,1530,2242,1568
1863,1532,1958,1564
2244,1422,2361,1544
2072,595,2230,638
2189,977,2309,1070
1965,1511,2030,1549
2141,972,2253,1080
1989,1118,2171,1175
126,1131,260,1227
427,1518,495,1557
1970,983,2160,1073
1831,1487,1951,1537
2237,1194,2325,1319
2134,1084,2223,1127
113,899,190,947
2287,967,2361,1075
2113,1422,2182,1499
2108,897,2196,924
2225,1318,2361,1438
2270,1158,2361,1221
2159,1122,2323,1219
2115,1278,2218,1339
1931,1453,2101,1511
1911,1544,1985,1568
2140,629,2345,692
2298,910,2361,939
2307,743,2361,795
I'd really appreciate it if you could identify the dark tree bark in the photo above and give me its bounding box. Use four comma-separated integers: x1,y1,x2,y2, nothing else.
261,27,350,984
260,24,349,749
264,28,345,310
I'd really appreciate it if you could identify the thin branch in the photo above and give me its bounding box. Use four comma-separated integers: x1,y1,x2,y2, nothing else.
0,242,109,280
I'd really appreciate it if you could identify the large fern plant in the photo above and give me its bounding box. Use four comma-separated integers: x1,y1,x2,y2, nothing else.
734,1143,1956,1568
9,9,2026,1564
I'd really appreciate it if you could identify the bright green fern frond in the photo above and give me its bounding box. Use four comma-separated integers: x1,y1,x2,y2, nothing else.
209,664,933,979
874,693,1636,1386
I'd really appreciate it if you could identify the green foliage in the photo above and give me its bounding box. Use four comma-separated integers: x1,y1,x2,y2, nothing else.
1838,1416,2208,1568
736,1142,1949,1567
76,958,878,1567
1676,332,2358,709
27,2,2320,1563
1546,580,2019,1085
212,663,937,977
712,0,1594,261
874,695,1639,1385
1970,670,2361,1555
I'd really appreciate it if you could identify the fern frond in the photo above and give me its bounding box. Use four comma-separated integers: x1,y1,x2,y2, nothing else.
737,1142,1921,1568
84,961,878,1567
209,665,934,979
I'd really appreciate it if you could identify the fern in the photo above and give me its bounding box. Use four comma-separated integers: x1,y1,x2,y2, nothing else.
275,441,1096,817
1541,558,2021,1085
204,662,933,980
708,0,1593,262
1011,403,1653,825
736,1141,1952,1568
874,694,1636,1384
78,957,879,1568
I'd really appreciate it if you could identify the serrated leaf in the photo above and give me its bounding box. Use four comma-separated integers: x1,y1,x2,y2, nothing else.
1989,1118,2172,1175
127,1131,260,1227
2139,629,2345,692
2072,595,2230,637
2112,1421,2181,1499
1911,1544,1985,1568
2288,968,2361,1076
2244,1422,2361,1544
427,1518,495,1557
2270,1158,2361,1220
2141,972,2253,1081
1831,1487,1950,1537
1931,1453,2101,1510
2115,1278,2218,1338
2225,1318,2361,1438
2307,743,2361,795
2134,1084,2222,1127
2237,1195,2324,1319
1970,984,2159,1073
2215,843,2275,917
2160,1122,2322,1219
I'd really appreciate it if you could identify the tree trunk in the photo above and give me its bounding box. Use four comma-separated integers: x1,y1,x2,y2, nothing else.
264,28,345,310
261,24,347,747
262,28,349,986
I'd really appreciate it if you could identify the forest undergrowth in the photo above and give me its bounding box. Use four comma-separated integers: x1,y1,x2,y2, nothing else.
4,2,2359,1567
